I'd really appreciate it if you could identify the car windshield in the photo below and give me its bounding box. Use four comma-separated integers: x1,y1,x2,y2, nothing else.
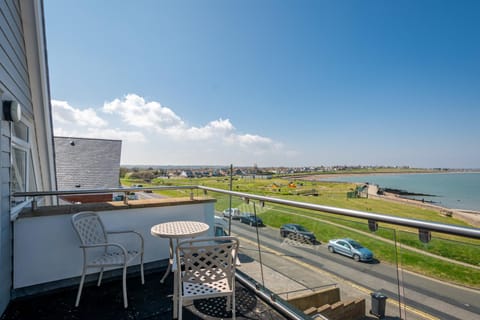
348,240,363,249
296,225,309,232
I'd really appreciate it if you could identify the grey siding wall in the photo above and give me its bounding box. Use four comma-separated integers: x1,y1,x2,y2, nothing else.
0,123,11,315
54,137,122,190
0,0,33,117
0,0,30,314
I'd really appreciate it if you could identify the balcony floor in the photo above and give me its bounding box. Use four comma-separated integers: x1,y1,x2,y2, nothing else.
1,269,288,320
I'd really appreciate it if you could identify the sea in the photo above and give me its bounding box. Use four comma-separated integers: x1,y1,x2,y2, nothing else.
319,172,480,212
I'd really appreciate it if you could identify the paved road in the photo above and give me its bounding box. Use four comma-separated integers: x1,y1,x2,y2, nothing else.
135,190,167,200
228,219,480,320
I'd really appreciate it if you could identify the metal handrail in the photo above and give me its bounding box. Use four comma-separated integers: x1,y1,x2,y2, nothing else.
13,185,198,197
13,185,480,239
197,186,480,240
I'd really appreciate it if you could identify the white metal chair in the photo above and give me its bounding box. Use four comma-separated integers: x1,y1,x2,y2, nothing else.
175,236,239,320
71,211,145,308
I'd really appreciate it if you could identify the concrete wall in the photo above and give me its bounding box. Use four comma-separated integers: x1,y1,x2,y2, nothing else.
313,299,366,320
13,202,215,288
287,287,340,311
287,287,365,320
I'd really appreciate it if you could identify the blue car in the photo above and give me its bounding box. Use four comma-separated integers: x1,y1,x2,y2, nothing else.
240,214,263,226
327,238,374,262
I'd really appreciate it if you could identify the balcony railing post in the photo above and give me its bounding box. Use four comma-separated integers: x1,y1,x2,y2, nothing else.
31,197,37,211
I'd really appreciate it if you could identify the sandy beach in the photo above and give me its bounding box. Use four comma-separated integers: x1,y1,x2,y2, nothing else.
377,189,480,227
300,173,480,228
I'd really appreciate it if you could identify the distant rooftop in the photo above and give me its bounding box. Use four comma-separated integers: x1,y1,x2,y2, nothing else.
54,136,122,190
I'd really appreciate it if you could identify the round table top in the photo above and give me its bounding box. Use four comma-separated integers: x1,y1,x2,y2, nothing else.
151,220,210,238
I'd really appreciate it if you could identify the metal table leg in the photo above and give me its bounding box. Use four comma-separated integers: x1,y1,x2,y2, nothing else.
160,238,174,283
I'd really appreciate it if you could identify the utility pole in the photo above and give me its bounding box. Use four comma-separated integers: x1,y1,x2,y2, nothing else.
228,164,233,235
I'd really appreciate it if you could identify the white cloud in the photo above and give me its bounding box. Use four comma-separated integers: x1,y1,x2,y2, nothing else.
183,119,235,140
51,99,145,142
52,94,294,165
102,94,278,150
52,100,107,127
103,94,184,131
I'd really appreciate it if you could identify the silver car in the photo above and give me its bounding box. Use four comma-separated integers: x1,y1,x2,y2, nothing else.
222,208,241,219
327,238,374,262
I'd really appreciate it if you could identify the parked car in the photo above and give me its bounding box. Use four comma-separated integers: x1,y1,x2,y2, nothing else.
223,208,241,219
280,224,316,242
112,194,124,201
127,192,138,200
240,214,263,226
327,238,373,262
214,216,229,237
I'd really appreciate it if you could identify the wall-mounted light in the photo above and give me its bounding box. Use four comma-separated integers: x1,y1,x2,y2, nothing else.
3,100,22,122
70,140,75,146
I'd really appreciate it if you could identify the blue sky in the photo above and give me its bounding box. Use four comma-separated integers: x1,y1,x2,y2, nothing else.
44,0,480,168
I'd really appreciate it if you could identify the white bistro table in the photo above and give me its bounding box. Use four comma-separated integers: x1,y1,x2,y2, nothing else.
151,220,209,318
150,220,210,283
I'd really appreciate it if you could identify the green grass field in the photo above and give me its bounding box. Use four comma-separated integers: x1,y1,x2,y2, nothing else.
122,175,480,288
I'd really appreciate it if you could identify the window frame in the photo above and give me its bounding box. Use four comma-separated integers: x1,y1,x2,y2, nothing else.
10,118,40,219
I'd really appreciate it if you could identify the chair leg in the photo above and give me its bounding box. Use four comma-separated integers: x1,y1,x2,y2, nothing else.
173,271,178,318
177,295,182,320
97,267,104,286
232,292,236,320
226,296,231,311
75,268,87,307
122,265,128,308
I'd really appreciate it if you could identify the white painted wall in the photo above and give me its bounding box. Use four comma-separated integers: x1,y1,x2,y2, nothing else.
13,202,215,288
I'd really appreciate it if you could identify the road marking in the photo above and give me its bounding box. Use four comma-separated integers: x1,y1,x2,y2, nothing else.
239,235,439,320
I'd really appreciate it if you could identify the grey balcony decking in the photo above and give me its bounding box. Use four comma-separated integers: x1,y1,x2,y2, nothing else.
0,269,288,320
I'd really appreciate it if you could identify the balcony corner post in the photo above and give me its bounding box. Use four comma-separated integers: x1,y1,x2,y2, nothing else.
31,197,37,211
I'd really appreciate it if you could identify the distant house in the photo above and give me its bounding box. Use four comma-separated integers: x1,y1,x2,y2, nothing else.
54,137,122,203
180,170,194,178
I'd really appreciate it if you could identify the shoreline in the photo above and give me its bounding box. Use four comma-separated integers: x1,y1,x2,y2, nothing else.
299,173,480,228
378,191,480,227
298,170,480,181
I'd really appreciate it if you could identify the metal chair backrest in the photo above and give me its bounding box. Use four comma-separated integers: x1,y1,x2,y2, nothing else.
71,211,107,245
178,236,239,285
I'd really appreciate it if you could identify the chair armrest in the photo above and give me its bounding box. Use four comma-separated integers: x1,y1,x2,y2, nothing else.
106,230,144,252
80,242,129,259
106,230,135,234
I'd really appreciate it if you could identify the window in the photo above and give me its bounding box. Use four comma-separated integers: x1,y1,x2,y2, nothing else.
11,120,37,211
